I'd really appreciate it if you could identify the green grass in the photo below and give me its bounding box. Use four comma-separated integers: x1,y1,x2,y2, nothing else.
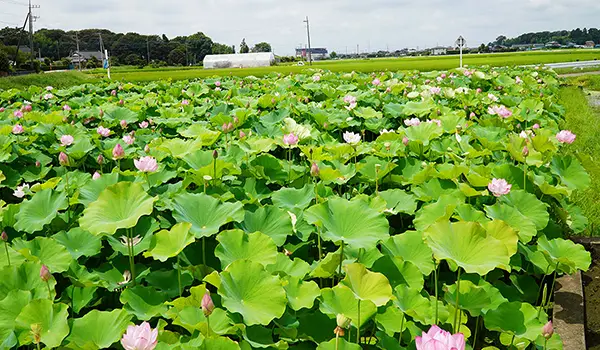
559,84,600,236
566,75,600,91
94,49,600,83
554,65,600,75
0,71,94,90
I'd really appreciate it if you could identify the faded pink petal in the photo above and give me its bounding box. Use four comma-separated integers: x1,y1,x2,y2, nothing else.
488,178,512,197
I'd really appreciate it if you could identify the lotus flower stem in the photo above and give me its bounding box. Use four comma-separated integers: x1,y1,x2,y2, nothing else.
545,263,560,311
202,237,207,267
536,265,551,317
398,313,405,344
335,333,339,350
127,228,136,286
213,159,217,186
434,263,439,325
317,226,323,262
356,299,360,344
206,315,211,336
3,241,10,267
36,343,40,350
473,316,481,348
523,164,527,192
144,173,151,188
453,268,462,333
65,171,71,224
46,280,52,299
544,338,548,350
177,255,182,297
338,242,345,279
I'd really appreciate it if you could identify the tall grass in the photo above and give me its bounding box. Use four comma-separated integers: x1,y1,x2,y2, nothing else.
0,71,94,90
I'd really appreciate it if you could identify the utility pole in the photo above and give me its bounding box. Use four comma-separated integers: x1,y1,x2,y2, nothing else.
27,0,40,71
146,36,150,65
75,31,81,71
303,16,312,65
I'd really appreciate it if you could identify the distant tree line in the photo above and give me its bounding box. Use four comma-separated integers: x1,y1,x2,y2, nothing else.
0,27,272,68
495,28,600,46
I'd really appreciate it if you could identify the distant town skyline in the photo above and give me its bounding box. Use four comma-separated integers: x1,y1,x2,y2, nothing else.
1,0,599,55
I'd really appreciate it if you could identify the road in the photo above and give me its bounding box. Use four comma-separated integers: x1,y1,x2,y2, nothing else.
545,60,600,69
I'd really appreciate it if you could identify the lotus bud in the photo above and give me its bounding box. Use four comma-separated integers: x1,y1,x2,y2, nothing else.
113,144,125,159
35,160,41,167
40,265,51,282
120,120,127,128
310,162,320,177
58,152,69,166
542,320,553,339
522,146,529,157
469,112,476,119
23,104,32,112
202,292,215,316
402,136,409,146
0,107,4,112
323,122,329,129
111,90,117,96
336,314,352,329
92,172,101,180
1,231,7,241
239,131,246,138
144,144,150,153
97,154,104,165
213,150,218,159
233,117,239,124
533,123,540,130
118,99,124,106
99,109,104,117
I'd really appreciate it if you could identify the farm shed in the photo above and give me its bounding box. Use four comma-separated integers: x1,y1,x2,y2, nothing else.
203,52,275,69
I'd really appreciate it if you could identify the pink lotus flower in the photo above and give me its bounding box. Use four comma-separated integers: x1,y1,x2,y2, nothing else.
46,86,53,91
59,152,70,166
488,93,499,102
372,78,381,86
239,131,247,138
430,87,442,95
283,133,299,146
436,77,443,83
440,73,447,79
12,124,24,134
23,104,32,112
488,105,513,118
523,146,529,157
556,130,576,144
92,172,101,180
120,322,158,350
14,110,23,118
385,87,392,93
519,131,528,139
139,121,149,129
134,156,158,173
60,135,74,146
63,105,71,111
181,99,190,106
415,325,465,350
469,112,476,118
111,90,117,96
120,120,128,128
13,183,29,198
215,81,221,87
464,70,473,77
515,76,523,84
428,119,442,127
532,123,540,130
403,136,409,145
313,75,321,82
113,144,125,159
476,88,482,94
542,320,553,339
343,131,361,145
43,93,54,100
404,118,421,127
488,178,512,197
123,135,135,145
0,107,4,112
343,95,357,104
40,265,51,282
97,126,111,137
202,292,215,316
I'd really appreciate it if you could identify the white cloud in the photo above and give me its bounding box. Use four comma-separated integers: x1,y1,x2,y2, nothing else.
1,0,599,55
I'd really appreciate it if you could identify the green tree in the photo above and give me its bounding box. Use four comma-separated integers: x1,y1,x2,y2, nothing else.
330,51,337,59
212,43,234,55
186,32,213,63
240,39,249,53
251,42,272,53
0,49,10,73
167,47,186,65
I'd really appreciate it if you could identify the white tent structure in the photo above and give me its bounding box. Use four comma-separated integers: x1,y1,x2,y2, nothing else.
203,53,275,69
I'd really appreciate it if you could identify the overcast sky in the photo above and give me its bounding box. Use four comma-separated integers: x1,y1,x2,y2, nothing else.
2,0,600,55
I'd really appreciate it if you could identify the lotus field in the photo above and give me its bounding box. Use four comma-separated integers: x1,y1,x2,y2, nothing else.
0,67,593,350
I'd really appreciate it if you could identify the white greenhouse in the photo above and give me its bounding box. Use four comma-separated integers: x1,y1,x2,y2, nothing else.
203,52,275,69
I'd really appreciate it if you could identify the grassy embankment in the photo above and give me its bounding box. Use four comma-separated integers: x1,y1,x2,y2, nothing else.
0,71,92,90
560,76,600,235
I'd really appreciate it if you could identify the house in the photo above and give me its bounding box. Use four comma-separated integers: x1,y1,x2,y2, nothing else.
585,41,595,48
295,48,328,60
69,51,103,64
430,46,447,55
511,44,532,51
545,41,561,48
